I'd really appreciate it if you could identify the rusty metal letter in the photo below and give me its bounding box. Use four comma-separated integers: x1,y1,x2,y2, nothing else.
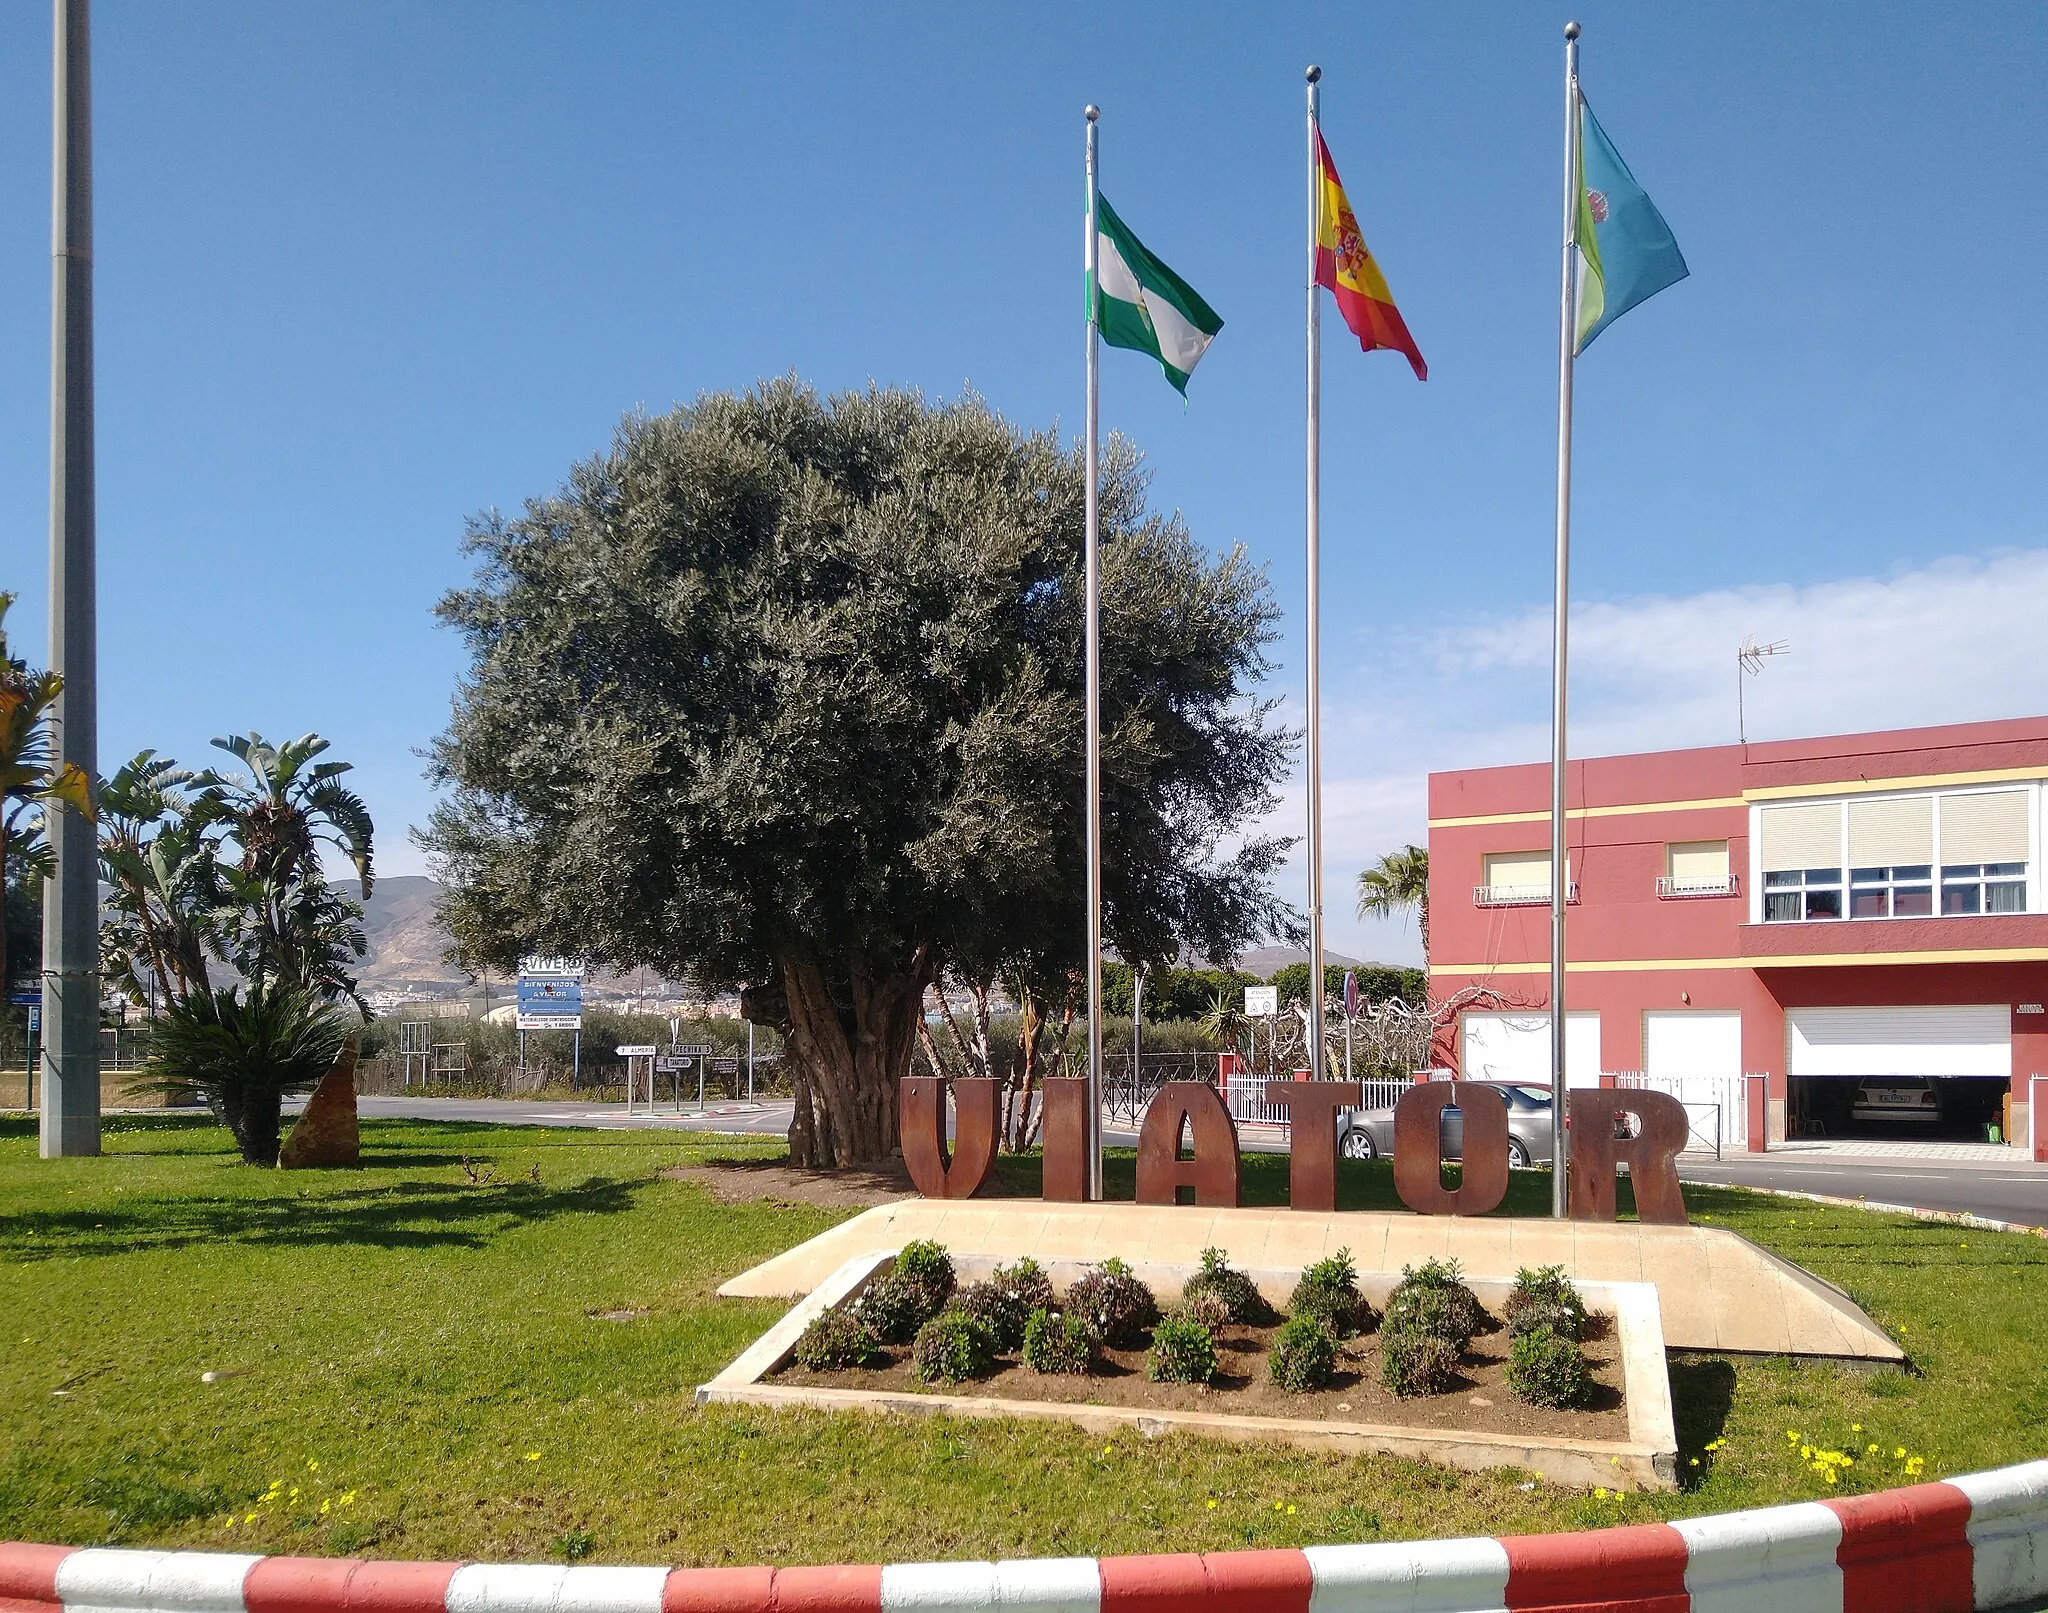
899,1076,1000,1200
1038,1077,1090,1202
1391,1081,1510,1216
1566,1088,1690,1224
1135,1081,1241,1207
1264,1080,1363,1211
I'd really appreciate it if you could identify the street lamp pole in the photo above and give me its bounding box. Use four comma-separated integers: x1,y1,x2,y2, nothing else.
42,0,100,1159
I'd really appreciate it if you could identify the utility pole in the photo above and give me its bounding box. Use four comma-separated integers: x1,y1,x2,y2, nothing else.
42,0,100,1159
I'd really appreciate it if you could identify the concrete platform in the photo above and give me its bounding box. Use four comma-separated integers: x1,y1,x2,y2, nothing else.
717,1200,1903,1362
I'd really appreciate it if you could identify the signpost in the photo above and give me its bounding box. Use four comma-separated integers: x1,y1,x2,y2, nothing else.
655,1044,714,1111
1244,985,1279,1077
517,956,585,1087
617,1045,657,1113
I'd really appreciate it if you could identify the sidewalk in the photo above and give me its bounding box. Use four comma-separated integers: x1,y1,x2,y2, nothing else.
1765,1138,2044,1168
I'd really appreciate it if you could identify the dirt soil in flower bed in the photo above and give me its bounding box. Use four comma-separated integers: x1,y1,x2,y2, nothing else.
773,1313,1630,1441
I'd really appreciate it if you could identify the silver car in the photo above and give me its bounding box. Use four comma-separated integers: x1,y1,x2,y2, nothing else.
1335,1081,1556,1169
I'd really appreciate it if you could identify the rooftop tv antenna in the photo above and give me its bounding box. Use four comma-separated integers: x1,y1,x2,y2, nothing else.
1737,635,1790,744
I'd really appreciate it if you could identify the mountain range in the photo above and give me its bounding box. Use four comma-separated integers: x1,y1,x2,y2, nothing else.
354,877,1369,995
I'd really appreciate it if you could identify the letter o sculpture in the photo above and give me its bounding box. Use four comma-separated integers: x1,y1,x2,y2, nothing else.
1392,1081,1510,1216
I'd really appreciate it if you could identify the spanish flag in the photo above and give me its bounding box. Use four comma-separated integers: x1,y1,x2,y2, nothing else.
1313,132,1425,380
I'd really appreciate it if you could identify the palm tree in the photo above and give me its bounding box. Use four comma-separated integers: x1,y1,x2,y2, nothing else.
188,733,374,1005
0,592,93,996
1356,844,1430,961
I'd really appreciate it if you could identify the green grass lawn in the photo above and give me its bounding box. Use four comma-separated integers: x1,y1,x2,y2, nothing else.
1,1113,2043,1567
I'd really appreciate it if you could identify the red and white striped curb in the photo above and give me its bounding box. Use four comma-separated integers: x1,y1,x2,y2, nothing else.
4,1459,2044,1613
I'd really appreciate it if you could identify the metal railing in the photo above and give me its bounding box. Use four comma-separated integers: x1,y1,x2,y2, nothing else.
1473,882,1577,906
1105,1055,1415,1128
1656,873,1740,898
1614,1070,1744,1155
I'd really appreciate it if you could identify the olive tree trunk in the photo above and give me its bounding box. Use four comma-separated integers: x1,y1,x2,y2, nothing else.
766,945,932,1169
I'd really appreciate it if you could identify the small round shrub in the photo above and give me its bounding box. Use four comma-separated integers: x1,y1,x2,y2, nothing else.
1507,1324,1591,1408
792,1309,882,1371
1289,1247,1372,1338
1067,1256,1158,1348
1267,1315,1339,1393
950,1281,1029,1352
1385,1258,1481,1348
910,1309,997,1384
992,1256,1056,1316
856,1273,931,1344
895,1239,957,1312
1180,1287,1231,1330
1020,1307,1095,1375
1379,1324,1461,1397
1504,1265,1588,1343
1145,1311,1219,1384
1182,1246,1263,1323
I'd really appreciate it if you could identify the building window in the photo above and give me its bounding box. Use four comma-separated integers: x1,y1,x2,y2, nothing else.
1759,786,2034,922
1476,849,1573,906
1660,839,1736,897
1848,865,1934,919
1940,862,2027,915
1764,867,1841,921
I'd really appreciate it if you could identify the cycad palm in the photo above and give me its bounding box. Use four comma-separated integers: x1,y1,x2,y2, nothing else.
1356,844,1429,961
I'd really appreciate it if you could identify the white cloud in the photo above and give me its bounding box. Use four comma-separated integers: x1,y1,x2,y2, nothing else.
1290,547,2048,963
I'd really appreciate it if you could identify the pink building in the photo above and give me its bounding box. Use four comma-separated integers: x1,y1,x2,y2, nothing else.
1427,716,2048,1150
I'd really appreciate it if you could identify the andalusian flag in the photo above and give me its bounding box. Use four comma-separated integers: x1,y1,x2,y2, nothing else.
1313,131,1425,380
1093,195,1223,395
1574,96,1688,354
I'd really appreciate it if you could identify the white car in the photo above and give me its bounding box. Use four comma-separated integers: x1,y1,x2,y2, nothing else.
1850,1076,1940,1124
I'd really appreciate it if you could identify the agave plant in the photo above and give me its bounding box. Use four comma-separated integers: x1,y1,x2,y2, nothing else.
140,983,352,1164
0,592,93,995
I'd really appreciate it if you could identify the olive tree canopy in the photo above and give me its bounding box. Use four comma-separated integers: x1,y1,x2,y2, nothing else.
423,379,1297,1165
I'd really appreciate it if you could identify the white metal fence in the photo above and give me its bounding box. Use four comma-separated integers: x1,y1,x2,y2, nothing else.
1613,1070,1747,1155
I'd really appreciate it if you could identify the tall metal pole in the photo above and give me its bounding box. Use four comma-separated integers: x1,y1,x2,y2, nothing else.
1547,22,1583,1216
1082,104,1105,1200
1304,66,1327,1082
42,0,100,1159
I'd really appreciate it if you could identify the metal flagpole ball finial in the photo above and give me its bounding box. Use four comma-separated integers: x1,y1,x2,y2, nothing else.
1306,65,1321,82
1564,20,1580,38
1085,104,1099,121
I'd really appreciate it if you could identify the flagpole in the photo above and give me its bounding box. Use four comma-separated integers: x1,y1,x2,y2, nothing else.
1304,65,1326,1081
1083,103,1105,1201
1548,22,1582,1218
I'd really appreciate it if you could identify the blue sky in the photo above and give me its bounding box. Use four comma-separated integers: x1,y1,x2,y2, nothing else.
3,3,2047,964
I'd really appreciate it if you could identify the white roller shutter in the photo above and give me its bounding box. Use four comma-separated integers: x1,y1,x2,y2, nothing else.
1848,796,1933,867
1644,1012,1742,1082
1668,841,1730,881
1461,1011,1601,1088
1939,791,2029,864
1786,1005,2010,1078
1760,803,1843,872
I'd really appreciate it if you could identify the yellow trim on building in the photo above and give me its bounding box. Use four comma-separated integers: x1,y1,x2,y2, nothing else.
1429,795,1745,829
1431,945,2048,977
1745,765,2048,802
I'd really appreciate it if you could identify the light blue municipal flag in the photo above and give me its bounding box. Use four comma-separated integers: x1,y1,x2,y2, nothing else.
1574,95,1689,355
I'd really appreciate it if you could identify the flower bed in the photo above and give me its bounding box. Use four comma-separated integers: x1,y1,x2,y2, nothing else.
703,1244,1678,1491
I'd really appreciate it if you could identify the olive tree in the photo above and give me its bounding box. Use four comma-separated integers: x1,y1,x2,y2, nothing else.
423,380,1297,1166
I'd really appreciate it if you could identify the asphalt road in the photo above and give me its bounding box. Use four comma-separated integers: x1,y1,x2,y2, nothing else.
354,1095,2047,1228
1677,1155,2048,1231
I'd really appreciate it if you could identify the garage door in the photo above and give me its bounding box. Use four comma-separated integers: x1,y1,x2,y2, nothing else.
1786,1005,2010,1078
1645,1012,1742,1082
1461,1011,1601,1088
